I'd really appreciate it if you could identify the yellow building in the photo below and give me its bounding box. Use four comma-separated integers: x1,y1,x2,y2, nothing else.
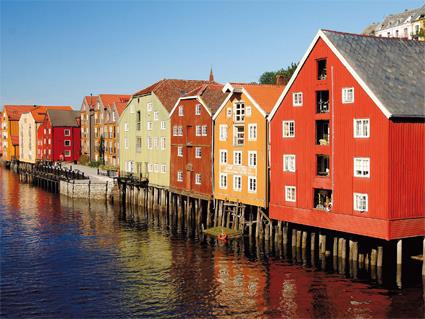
213,83,283,208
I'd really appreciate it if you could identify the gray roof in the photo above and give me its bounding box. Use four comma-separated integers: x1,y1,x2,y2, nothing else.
47,109,80,127
323,30,425,118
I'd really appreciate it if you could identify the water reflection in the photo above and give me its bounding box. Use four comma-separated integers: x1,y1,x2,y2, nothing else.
1,168,424,318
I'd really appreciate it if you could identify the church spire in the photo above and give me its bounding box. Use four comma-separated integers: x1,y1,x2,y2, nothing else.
209,67,214,82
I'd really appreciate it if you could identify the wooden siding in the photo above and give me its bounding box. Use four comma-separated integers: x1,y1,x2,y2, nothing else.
269,37,424,240
170,98,213,197
213,93,268,208
389,120,425,219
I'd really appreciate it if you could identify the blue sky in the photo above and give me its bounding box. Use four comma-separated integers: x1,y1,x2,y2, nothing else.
1,0,423,109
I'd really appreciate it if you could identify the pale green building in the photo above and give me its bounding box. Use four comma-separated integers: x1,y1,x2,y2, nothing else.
119,79,209,188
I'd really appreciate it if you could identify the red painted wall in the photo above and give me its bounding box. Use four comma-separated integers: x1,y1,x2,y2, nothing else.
37,115,81,162
269,38,424,240
170,98,213,197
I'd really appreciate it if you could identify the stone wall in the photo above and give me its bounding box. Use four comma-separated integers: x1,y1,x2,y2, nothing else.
59,179,116,201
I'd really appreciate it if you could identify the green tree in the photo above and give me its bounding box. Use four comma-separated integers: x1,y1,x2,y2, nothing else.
99,135,105,165
259,62,298,85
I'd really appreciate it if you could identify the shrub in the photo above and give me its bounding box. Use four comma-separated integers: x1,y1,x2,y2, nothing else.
79,154,90,165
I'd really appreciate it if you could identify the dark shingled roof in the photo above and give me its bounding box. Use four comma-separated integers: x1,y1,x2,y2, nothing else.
47,109,80,127
323,30,425,118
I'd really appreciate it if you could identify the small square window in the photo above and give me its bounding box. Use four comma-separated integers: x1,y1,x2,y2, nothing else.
342,87,354,104
283,154,296,172
354,119,370,138
292,92,303,106
354,157,370,177
177,171,183,182
246,106,252,117
226,108,232,118
282,121,295,137
354,193,368,212
147,103,153,112
64,140,71,146
64,129,71,136
285,186,296,202
64,150,71,157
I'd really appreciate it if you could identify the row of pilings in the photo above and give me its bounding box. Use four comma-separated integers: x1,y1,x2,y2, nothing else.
117,181,424,289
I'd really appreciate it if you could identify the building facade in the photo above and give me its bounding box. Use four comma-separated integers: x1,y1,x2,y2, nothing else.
1,105,37,162
119,79,209,188
19,106,72,163
268,30,425,240
169,83,226,199
37,109,81,162
364,5,425,40
213,83,284,208
80,95,97,161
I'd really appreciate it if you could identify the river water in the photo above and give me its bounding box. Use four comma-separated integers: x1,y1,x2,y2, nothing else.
1,167,424,318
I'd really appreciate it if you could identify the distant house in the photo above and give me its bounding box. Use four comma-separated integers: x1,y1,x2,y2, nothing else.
19,105,72,164
119,78,210,189
1,105,37,162
268,30,425,240
37,109,81,162
80,95,97,161
169,83,227,200
213,83,284,209
364,5,425,40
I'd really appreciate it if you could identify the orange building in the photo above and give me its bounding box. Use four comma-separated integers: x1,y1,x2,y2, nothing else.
1,105,37,162
213,83,284,208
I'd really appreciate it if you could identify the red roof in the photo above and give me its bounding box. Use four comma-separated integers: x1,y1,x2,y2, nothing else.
98,94,131,109
84,95,97,109
133,79,213,112
115,102,128,115
234,84,285,113
30,105,72,122
3,105,37,121
185,83,227,114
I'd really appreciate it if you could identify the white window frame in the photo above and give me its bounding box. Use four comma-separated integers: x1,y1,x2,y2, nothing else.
147,121,153,131
196,125,202,136
233,102,245,122
353,119,370,138
233,175,242,192
282,121,295,137
248,123,257,141
246,106,252,117
147,102,153,112
201,125,207,136
220,150,227,164
148,163,153,172
64,140,71,146
219,173,227,189
226,108,232,118
248,176,257,193
248,151,257,168
354,193,368,212
64,129,71,137
292,92,303,106
160,121,166,130
153,111,159,121
124,137,128,149
219,124,228,141
160,137,166,150
161,164,166,173
233,151,242,165
64,150,71,157
178,126,183,136
195,104,201,115
177,146,183,157
154,163,159,173
285,186,296,202
124,122,129,132
283,154,296,172
173,126,178,136
195,173,202,185
354,157,370,178
342,87,355,104
147,136,152,149
195,147,202,158
178,105,184,117
177,171,183,182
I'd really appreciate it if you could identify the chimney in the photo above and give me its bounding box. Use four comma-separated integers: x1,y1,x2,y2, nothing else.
276,74,286,85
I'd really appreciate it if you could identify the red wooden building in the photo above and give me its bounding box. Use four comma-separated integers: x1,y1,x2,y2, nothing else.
169,83,226,199
37,109,81,162
268,30,425,240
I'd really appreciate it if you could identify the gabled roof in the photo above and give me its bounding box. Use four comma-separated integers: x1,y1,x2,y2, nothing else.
269,29,425,120
170,83,227,117
114,102,128,116
30,105,72,123
3,105,37,121
47,109,80,127
213,83,284,120
98,94,131,109
133,79,212,112
82,95,97,111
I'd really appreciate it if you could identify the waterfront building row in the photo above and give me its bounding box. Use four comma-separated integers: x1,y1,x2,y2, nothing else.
1,29,424,243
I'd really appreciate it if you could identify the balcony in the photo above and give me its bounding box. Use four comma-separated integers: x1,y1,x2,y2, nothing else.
316,91,329,113
317,154,329,176
314,188,332,211
233,125,244,146
316,120,329,145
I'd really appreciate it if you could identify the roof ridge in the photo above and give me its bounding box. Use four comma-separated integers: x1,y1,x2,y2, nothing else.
322,29,424,42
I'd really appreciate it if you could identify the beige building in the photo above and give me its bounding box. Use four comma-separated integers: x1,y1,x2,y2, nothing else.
19,105,72,163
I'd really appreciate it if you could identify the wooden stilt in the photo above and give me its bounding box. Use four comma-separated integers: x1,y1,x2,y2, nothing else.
396,239,402,288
